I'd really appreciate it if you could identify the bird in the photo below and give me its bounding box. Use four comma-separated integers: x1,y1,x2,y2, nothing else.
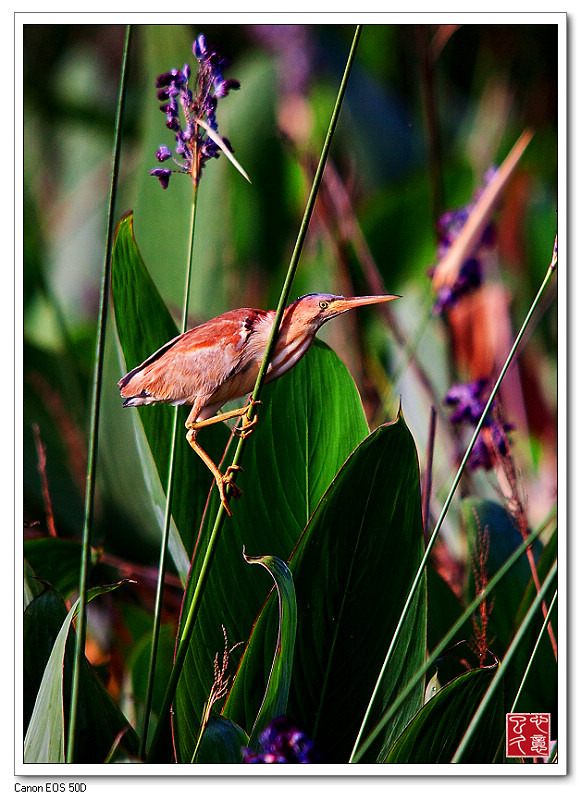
119,292,398,515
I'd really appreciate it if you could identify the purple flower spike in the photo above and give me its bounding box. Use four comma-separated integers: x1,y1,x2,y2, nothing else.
445,378,488,425
429,171,499,315
242,717,319,764
445,379,513,472
151,33,240,187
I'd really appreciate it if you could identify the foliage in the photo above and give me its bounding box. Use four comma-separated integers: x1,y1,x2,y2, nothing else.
22,22,558,768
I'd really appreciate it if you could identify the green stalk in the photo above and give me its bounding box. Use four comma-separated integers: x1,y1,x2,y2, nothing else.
350,513,548,762
139,185,199,760
509,588,558,714
350,255,557,763
66,25,131,764
147,24,362,763
451,562,557,763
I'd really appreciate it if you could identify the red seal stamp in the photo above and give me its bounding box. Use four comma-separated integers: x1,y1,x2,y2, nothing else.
506,713,551,758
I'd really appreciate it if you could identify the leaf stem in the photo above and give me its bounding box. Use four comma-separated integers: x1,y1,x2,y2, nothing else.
66,25,131,764
147,24,362,763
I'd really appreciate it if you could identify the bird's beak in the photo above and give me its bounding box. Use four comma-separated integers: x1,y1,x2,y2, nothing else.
330,294,400,315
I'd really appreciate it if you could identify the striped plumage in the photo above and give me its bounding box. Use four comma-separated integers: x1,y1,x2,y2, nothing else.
119,292,398,514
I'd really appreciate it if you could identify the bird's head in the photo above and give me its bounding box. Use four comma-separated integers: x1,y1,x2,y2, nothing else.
286,292,400,331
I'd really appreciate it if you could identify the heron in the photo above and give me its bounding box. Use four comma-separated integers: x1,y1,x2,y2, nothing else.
119,292,398,514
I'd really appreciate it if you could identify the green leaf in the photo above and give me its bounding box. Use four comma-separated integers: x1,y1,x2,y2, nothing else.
226,412,427,763
172,339,369,762
193,715,249,764
24,581,137,764
242,553,297,747
385,659,503,763
111,211,230,558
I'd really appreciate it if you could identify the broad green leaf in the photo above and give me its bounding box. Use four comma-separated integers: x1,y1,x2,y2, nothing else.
24,582,137,764
172,339,369,762
111,211,230,558
123,400,191,585
385,659,502,763
193,715,249,764
242,553,297,747
225,412,426,763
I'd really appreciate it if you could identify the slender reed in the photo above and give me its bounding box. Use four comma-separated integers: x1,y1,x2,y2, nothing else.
66,25,131,763
139,186,199,760
350,246,557,763
147,24,362,762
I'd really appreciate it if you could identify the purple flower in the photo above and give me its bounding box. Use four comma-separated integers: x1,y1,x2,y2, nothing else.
150,168,171,190
155,145,172,162
149,33,240,188
445,378,488,425
445,379,513,472
430,170,498,315
242,717,319,764
468,424,511,471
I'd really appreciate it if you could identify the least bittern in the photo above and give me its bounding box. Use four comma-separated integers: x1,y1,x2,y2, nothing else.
119,293,398,514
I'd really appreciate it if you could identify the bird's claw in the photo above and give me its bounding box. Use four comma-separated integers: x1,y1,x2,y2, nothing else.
234,417,258,438
217,465,243,516
234,399,263,438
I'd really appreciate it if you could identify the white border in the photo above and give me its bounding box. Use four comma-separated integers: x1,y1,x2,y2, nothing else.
10,7,571,790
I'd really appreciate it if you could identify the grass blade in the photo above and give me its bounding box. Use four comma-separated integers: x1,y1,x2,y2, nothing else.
67,25,131,764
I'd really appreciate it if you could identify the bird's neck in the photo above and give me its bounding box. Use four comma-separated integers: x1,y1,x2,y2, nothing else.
255,305,319,382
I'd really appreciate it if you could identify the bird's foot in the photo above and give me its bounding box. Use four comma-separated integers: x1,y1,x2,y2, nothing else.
234,398,263,438
217,465,243,516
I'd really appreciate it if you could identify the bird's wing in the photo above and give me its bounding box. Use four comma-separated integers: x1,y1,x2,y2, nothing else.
119,309,269,407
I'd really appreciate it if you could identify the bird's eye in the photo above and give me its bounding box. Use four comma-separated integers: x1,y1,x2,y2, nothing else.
319,300,329,310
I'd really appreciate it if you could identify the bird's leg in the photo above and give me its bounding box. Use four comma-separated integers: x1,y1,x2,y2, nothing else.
185,427,242,517
184,398,261,515
186,402,256,431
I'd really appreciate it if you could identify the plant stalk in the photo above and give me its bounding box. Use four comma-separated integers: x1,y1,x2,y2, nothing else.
139,184,199,760
66,25,131,764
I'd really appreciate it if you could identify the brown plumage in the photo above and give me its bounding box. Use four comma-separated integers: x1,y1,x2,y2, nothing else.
119,292,398,514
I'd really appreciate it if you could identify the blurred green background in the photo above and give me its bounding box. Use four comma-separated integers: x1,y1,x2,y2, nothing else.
22,22,558,569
